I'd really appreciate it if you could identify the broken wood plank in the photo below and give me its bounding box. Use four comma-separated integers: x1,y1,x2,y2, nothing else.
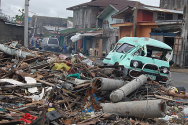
1,83,41,90
14,101,43,109
0,120,23,125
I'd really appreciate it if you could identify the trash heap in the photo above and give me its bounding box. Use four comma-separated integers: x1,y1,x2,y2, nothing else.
0,41,188,125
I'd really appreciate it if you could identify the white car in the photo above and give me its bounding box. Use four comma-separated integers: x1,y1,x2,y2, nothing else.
41,37,59,51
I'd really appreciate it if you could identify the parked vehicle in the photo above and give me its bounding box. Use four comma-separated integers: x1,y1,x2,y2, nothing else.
102,37,174,83
41,37,59,51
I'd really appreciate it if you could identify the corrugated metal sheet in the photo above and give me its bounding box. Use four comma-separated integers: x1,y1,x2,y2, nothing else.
67,0,147,11
142,6,183,14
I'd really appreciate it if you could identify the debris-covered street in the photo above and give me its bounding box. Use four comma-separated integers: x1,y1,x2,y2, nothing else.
0,41,187,125
1,0,188,124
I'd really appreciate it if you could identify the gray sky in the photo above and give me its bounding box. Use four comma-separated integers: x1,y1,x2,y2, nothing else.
1,0,160,18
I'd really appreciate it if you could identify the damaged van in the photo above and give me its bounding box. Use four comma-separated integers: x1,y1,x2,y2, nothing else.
102,37,174,83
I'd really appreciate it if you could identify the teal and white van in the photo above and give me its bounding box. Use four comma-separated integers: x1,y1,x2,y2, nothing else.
102,37,173,83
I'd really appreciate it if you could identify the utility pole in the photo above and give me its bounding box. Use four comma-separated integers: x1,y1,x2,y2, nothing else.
0,0,2,15
133,2,138,37
29,11,37,46
24,0,29,48
182,0,188,67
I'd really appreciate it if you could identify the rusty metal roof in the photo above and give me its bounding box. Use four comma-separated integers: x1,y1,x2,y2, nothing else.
141,6,183,14
112,5,183,18
66,0,146,10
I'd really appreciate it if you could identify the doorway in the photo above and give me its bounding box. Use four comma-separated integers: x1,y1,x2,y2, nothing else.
164,37,174,49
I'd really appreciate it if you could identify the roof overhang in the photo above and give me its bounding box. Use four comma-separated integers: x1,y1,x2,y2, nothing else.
155,20,183,25
97,4,118,19
112,6,133,19
71,32,102,42
111,22,157,27
112,6,183,19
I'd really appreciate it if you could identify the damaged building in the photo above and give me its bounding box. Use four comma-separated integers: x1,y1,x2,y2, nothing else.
29,16,67,37
160,0,185,10
66,0,147,57
0,17,25,44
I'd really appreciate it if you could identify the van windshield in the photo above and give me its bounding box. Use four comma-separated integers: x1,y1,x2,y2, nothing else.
48,38,58,44
116,43,134,53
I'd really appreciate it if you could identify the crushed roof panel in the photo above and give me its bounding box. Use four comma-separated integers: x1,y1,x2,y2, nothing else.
141,6,183,14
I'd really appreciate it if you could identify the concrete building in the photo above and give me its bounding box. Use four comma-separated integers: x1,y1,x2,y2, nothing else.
66,0,147,57
67,0,146,29
160,0,185,11
0,18,24,44
29,16,67,37
159,0,188,67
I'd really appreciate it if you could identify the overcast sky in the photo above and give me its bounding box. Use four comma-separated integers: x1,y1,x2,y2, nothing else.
1,0,160,18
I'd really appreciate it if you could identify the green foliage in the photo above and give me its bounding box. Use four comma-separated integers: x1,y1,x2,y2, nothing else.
15,9,25,21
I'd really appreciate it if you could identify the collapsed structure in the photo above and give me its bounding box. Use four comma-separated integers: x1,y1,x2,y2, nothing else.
0,41,187,124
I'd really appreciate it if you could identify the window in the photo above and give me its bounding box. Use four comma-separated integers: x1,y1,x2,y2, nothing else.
85,11,88,23
157,13,173,20
146,46,172,61
115,19,123,23
103,20,109,29
178,14,183,20
114,43,122,51
165,14,173,20
157,13,165,20
76,12,79,25
48,38,58,45
116,43,134,53
134,48,145,56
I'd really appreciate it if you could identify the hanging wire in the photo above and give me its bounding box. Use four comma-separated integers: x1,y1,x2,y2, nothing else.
1,2,18,15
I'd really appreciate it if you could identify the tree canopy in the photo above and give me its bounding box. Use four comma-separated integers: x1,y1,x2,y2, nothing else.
15,9,25,21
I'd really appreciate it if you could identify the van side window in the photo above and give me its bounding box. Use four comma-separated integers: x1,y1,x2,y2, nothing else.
146,46,172,61
134,48,145,56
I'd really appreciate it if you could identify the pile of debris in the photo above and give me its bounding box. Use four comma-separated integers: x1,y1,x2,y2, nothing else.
0,41,188,125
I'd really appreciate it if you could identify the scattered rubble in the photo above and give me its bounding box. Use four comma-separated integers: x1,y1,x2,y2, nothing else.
0,41,188,124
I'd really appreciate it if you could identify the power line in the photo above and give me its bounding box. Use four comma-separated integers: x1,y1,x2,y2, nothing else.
1,1,18,15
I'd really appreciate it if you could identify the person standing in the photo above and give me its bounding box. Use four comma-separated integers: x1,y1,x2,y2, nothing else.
36,38,40,48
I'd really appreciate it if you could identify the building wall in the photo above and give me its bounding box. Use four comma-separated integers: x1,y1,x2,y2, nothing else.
102,9,119,28
0,19,24,44
119,25,158,39
152,12,181,21
103,28,119,53
73,7,100,28
142,11,153,22
160,0,185,10
29,16,67,36
137,25,158,37
119,26,133,38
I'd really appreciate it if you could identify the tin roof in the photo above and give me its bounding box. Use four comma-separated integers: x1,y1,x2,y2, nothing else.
67,0,146,10
112,5,183,18
140,6,183,14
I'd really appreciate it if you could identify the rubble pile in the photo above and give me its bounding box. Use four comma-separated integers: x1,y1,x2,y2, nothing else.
0,42,188,125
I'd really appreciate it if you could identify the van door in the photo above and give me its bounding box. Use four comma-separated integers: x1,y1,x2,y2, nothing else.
114,43,135,63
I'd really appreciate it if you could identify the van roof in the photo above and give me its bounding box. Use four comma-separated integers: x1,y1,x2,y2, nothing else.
118,37,172,50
